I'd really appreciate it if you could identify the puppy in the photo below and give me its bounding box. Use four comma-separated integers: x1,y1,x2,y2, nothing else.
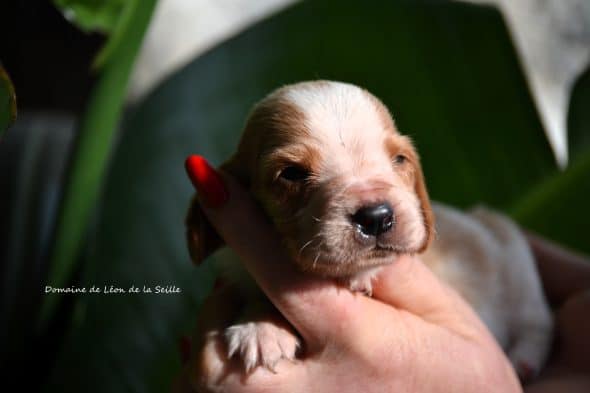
186,80,553,379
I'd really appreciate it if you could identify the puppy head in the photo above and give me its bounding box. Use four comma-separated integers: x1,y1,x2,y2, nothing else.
187,81,433,277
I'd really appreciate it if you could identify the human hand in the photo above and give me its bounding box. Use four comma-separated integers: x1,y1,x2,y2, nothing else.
172,157,522,393
523,234,590,393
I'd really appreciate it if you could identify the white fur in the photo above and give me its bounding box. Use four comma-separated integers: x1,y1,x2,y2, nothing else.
284,81,394,185
422,203,553,377
225,320,299,372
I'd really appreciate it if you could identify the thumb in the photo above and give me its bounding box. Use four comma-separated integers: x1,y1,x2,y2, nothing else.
371,255,487,332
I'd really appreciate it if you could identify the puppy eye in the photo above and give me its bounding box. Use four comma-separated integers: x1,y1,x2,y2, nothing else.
394,154,407,164
279,165,310,182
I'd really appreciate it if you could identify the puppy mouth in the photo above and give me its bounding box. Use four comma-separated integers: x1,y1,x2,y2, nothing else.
297,251,394,277
357,230,413,256
293,222,422,276
296,242,405,277
365,244,407,259
354,223,420,257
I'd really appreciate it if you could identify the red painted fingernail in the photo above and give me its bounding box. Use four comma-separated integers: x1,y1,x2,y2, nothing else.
178,335,192,365
185,155,229,208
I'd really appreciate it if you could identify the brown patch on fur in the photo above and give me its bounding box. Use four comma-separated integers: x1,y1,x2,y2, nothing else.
381,123,434,252
241,93,314,244
185,195,224,264
185,90,313,264
384,135,415,187
412,154,435,251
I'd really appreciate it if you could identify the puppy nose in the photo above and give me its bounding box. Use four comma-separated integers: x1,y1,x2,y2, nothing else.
351,203,394,237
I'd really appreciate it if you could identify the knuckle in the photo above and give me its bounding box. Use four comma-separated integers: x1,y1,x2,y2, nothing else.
187,332,227,391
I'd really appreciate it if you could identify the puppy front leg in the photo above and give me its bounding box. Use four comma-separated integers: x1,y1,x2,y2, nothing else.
224,299,301,372
208,254,302,372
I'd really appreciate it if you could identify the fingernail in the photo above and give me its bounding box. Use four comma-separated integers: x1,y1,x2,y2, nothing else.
185,155,229,208
178,335,192,365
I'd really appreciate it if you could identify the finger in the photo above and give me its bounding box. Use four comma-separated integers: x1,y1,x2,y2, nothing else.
525,232,590,305
190,349,306,393
185,155,366,344
371,255,488,332
187,326,236,391
192,283,242,342
554,289,590,373
185,284,243,391
173,283,241,392
188,322,306,393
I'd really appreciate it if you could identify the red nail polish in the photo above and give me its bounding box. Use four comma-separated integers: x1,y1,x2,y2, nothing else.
185,155,229,208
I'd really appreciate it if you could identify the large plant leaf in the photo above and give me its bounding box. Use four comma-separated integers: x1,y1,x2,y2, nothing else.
53,0,142,70
49,0,571,391
40,0,158,327
515,65,590,255
0,64,17,137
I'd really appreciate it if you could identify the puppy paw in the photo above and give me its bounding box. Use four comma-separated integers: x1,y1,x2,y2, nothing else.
347,267,382,296
348,276,373,296
225,321,300,372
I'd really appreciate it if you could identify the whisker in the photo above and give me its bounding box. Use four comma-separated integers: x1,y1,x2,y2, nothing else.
299,238,316,255
313,250,321,269
312,240,324,251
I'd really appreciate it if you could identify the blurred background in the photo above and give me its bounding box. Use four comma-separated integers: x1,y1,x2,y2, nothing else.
1,0,589,391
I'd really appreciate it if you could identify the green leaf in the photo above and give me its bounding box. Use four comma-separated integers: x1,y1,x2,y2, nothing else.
511,149,590,254
53,0,140,70
568,66,590,161
514,65,590,255
0,64,17,137
48,0,584,391
91,0,139,69
40,0,158,327
53,0,126,33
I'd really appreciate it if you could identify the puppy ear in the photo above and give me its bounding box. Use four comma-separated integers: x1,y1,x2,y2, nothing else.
185,195,224,265
185,154,251,265
413,160,435,251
